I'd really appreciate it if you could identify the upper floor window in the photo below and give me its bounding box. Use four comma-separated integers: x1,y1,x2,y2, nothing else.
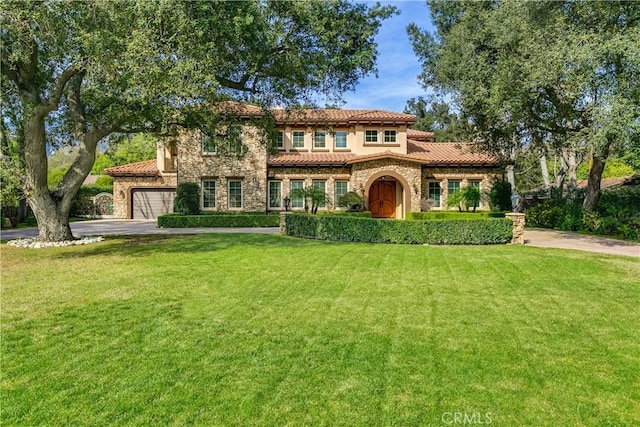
275,131,284,150
365,130,378,143
313,131,326,149
201,131,216,154
227,125,243,155
292,131,305,148
334,131,348,149
384,130,397,143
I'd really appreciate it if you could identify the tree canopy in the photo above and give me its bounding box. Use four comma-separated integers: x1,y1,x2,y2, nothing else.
408,0,640,210
1,0,396,240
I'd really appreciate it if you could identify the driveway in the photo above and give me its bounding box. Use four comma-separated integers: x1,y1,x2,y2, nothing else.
0,219,280,241
2,220,638,257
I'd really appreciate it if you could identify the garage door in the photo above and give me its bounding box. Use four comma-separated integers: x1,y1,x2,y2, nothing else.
132,189,176,219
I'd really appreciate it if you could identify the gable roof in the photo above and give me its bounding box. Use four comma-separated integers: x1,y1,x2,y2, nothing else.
104,160,159,177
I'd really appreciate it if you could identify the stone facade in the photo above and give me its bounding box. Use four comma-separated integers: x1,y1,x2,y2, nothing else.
112,174,177,219
108,109,503,218
351,159,422,218
177,127,268,212
268,166,352,210
422,167,502,210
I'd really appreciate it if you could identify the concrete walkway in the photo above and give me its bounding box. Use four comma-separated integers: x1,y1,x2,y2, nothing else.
2,220,638,257
525,228,639,258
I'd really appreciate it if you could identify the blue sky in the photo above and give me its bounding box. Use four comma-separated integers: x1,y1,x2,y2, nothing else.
340,0,435,112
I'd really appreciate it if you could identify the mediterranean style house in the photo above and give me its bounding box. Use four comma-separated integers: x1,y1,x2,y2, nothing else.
105,106,501,219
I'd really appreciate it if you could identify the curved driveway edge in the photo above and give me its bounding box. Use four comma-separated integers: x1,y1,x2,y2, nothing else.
2,220,638,257
525,228,640,258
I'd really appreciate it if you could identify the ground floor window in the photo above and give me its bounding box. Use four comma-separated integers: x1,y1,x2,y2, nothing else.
334,180,348,208
268,181,282,209
228,180,243,209
202,180,216,209
290,180,304,209
428,181,441,208
312,180,326,208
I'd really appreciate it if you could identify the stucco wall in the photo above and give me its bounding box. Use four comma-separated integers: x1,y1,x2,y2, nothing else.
112,174,177,219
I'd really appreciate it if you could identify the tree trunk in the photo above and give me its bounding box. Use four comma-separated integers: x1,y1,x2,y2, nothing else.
22,108,99,241
506,164,516,191
583,154,606,212
566,149,577,190
539,152,550,190
29,194,74,241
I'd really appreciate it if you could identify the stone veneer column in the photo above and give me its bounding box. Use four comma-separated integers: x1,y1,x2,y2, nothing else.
505,213,526,244
279,211,293,235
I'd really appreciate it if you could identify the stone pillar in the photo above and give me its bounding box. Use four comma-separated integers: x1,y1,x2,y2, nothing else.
505,213,526,244
279,211,293,235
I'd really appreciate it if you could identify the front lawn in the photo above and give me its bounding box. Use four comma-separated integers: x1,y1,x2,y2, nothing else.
2,235,639,426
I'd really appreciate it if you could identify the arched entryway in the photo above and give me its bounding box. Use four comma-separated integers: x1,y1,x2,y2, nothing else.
369,178,397,218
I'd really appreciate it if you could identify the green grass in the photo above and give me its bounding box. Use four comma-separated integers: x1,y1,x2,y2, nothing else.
2,234,639,426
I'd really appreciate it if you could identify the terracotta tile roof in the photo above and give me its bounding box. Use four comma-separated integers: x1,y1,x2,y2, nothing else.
271,109,415,125
345,150,426,165
269,142,498,167
268,151,356,166
406,140,499,165
407,128,435,142
104,160,159,177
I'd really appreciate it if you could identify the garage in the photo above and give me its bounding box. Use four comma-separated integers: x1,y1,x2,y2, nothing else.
131,189,176,219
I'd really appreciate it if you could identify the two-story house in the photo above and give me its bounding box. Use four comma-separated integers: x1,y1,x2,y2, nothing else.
105,106,501,219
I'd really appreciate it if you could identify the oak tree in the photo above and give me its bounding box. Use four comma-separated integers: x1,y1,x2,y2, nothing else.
1,0,396,240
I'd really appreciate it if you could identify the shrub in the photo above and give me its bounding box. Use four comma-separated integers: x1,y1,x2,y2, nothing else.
489,180,512,212
284,214,512,245
337,191,364,212
317,211,373,218
173,182,200,215
406,211,505,221
158,213,279,228
524,187,640,240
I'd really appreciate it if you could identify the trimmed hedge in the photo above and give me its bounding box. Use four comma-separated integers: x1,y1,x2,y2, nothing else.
406,211,505,221
158,213,279,228
317,211,373,218
285,214,512,245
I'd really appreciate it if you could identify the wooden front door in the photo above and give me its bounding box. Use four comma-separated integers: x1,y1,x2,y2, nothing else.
369,181,396,218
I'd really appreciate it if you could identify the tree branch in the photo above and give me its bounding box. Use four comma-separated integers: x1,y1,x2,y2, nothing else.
67,70,88,137
215,74,257,93
37,63,84,116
